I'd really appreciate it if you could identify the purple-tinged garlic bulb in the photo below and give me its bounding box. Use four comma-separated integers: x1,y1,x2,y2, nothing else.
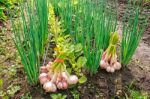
39,73,49,84
100,60,108,69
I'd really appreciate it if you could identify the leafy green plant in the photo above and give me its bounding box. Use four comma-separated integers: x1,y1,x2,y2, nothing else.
0,79,6,98
21,92,32,99
0,0,11,21
0,79,20,98
71,89,80,99
121,0,148,65
0,65,21,99
0,7,7,21
38,3,87,92
128,90,149,99
0,0,19,21
144,0,150,3
7,85,20,97
11,0,49,84
49,4,87,80
50,93,67,99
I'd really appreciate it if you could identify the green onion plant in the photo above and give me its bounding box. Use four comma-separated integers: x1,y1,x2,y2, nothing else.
121,0,149,65
11,0,49,85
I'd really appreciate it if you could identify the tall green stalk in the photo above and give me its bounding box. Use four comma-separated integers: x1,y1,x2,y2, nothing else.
11,0,49,85
121,0,148,65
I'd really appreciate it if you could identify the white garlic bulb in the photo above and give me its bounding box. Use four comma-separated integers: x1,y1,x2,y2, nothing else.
43,81,57,92
68,75,78,85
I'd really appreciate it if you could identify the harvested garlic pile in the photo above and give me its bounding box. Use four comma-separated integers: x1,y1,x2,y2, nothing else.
100,32,121,73
39,60,78,92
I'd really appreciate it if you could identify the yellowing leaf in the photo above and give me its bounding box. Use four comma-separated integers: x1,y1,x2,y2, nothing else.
77,57,87,68
79,75,87,84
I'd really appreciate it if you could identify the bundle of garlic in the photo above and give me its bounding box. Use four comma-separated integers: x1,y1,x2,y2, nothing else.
39,60,78,92
100,32,121,73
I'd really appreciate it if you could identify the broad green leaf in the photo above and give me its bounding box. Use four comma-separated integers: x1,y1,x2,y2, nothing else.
76,57,87,68
66,68,72,74
79,75,87,84
0,79,3,89
75,44,82,52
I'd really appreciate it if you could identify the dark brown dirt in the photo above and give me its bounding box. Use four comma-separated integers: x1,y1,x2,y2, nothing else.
143,23,150,45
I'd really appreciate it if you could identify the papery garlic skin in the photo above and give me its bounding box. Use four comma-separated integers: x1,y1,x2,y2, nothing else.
110,67,115,73
62,81,68,89
106,66,111,72
68,75,78,85
43,82,57,92
113,62,121,70
100,60,108,69
62,72,69,80
39,73,49,84
57,82,63,89
40,77,49,85
106,66,115,73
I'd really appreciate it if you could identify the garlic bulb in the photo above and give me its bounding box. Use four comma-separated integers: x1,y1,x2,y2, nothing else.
100,60,107,69
39,73,49,84
62,81,68,89
106,66,111,72
68,75,78,85
43,81,57,92
57,81,68,90
106,66,115,73
109,67,115,73
40,66,48,73
113,62,121,70
57,82,63,89
62,72,68,80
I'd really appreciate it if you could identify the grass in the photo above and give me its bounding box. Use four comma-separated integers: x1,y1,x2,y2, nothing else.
125,80,149,99
11,0,49,84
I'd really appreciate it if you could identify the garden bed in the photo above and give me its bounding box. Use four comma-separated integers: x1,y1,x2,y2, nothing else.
0,0,150,99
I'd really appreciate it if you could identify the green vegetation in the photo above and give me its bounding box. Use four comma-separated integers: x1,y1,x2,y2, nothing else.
0,65,21,98
125,81,149,99
21,92,32,99
11,0,49,84
50,93,67,99
50,0,118,73
0,0,19,22
121,0,149,65
71,89,80,99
